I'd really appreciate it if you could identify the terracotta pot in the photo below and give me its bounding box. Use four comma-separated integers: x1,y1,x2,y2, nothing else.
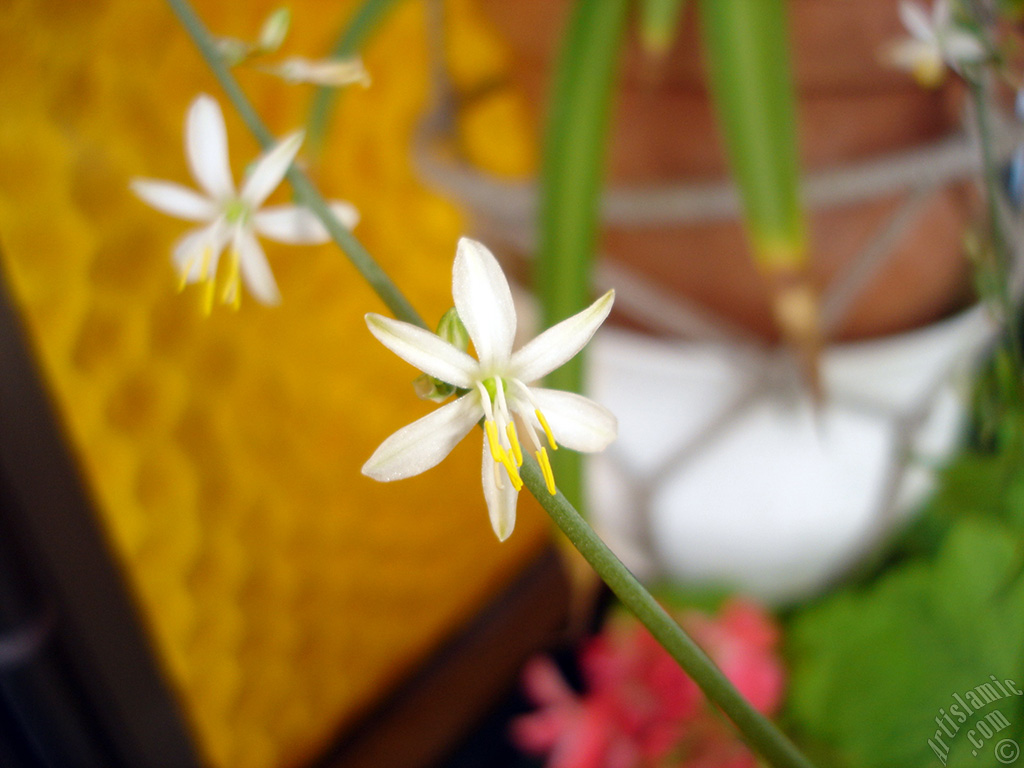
477,0,974,342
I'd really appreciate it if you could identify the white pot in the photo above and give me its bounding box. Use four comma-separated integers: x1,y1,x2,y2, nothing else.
585,306,997,604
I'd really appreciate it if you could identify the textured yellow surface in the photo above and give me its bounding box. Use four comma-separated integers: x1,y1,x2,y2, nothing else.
0,1,547,766
445,0,538,179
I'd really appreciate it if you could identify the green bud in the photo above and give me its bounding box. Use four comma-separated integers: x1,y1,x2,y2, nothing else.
258,7,292,54
215,36,251,67
436,308,470,352
413,373,456,403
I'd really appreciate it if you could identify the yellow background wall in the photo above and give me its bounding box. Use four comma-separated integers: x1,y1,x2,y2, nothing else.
0,1,545,765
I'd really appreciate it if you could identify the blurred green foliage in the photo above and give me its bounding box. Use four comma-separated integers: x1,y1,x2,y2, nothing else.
785,347,1024,767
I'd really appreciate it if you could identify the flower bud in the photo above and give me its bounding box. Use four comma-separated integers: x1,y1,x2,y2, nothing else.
257,7,292,54
436,308,469,351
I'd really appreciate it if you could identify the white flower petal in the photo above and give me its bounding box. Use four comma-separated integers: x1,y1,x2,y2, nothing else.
884,39,934,71
237,228,281,305
186,95,235,198
365,314,479,389
510,290,614,384
241,130,303,207
452,237,516,370
328,200,361,229
252,206,327,244
171,226,213,281
899,1,935,42
131,179,216,221
525,388,617,453
362,393,482,481
172,221,227,281
268,56,370,87
252,200,359,244
943,32,985,63
481,440,518,541
932,0,950,31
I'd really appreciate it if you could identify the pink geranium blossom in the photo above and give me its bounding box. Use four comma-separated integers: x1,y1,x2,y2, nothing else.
512,598,785,768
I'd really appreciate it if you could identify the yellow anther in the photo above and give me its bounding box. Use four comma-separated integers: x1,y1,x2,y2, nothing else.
536,448,557,495
486,420,522,490
199,247,212,280
913,58,944,89
178,256,196,292
484,420,506,463
502,455,523,491
535,409,558,451
199,247,216,315
221,250,242,310
203,278,216,315
506,421,523,466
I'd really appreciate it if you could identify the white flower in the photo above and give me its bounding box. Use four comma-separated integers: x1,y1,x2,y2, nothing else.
131,94,359,311
886,0,985,86
362,238,617,541
262,56,371,87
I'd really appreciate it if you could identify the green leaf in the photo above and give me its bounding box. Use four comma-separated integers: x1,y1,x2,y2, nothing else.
787,519,1024,768
537,0,629,509
638,0,688,55
697,0,805,269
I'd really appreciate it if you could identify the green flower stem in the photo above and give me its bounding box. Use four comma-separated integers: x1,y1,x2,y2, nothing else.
519,455,815,768
538,0,629,509
169,1,815,765
306,0,407,154
164,0,425,330
968,75,1023,375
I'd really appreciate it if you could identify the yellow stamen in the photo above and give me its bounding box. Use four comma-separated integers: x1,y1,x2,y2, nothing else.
503,456,523,491
221,250,242,310
536,448,557,495
485,420,522,490
203,279,215,315
178,256,196,292
199,247,212,280
535,409,558,451
485,420,506,463
199,248,215,315
506,421,523,467
912,57,945,89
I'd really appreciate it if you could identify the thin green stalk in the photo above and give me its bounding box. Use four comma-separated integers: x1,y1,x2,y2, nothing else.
519,456,815,768
168,1,816,764
537,0,628,508
306,0,407,154
968,75,1023,375
164,0,425,329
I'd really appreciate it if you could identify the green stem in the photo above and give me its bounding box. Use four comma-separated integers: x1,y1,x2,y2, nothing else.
537,0,628,508
164,0,425,329
519,455,815,768
168,1,816,764
969,75,1023,375
306,0,407,154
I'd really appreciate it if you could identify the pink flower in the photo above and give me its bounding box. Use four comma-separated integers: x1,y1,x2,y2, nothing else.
683,599,785,716
511,598,786,768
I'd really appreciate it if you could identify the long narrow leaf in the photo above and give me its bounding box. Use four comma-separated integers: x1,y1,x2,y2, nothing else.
698,0,805,270
639,0,688,55
537,0,629,508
